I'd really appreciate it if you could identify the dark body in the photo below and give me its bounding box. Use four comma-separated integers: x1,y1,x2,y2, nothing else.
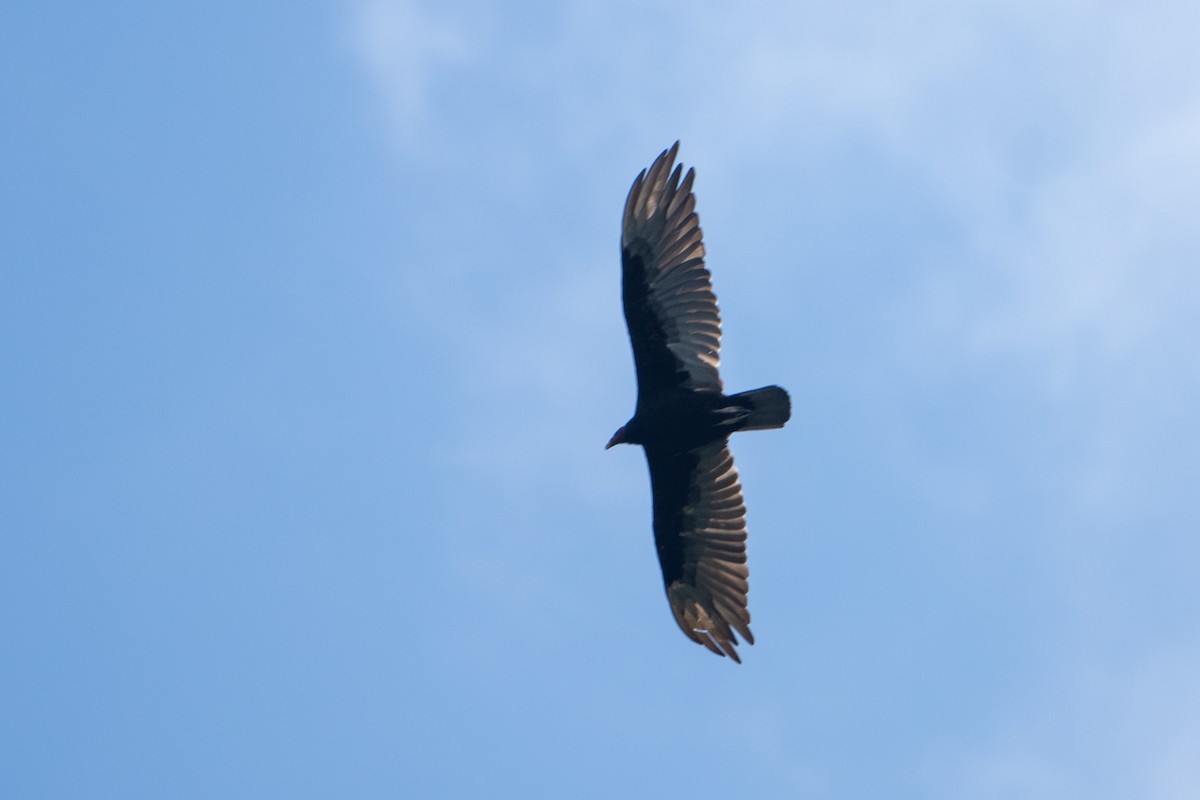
607,143,790,663
615,388,741,452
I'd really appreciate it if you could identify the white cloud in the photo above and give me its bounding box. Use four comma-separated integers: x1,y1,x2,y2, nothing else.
347,0,1200,718
941,642,1200,800
840,2,1200,533
347,0,1200,518
347,0,469,153
963,105,1200,370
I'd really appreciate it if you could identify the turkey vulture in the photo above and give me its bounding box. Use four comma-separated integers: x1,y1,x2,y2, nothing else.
607,142,790,663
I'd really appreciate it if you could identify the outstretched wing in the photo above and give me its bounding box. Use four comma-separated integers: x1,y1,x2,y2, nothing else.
644,439,753,662
621,142,723,407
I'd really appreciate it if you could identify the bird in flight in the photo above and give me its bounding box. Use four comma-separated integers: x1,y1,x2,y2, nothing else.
607,142,790,663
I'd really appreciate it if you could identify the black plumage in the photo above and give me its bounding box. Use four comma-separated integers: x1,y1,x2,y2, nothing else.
607,142,791,663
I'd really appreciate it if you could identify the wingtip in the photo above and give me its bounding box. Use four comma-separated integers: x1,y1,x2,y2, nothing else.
667,582,752,664
650,141,682,175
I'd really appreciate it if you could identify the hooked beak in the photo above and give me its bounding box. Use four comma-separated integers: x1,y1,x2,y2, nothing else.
605,426,626,450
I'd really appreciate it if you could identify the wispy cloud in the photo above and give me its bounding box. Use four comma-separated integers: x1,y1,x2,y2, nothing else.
346,3,1200,790
941,641,1200,799
348,0,469,153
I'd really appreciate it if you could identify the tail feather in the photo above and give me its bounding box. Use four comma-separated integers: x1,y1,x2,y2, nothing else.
730,386,791,431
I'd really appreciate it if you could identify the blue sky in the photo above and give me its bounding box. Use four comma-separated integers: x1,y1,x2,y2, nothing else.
3,1,1199,797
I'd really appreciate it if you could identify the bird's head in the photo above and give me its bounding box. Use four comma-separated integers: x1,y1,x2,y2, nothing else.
605,425,628,449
